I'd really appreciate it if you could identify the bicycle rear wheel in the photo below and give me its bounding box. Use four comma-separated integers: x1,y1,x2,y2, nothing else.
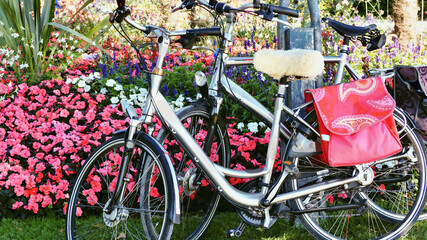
66,133,174,240
156,103,230,240
286,112,427,239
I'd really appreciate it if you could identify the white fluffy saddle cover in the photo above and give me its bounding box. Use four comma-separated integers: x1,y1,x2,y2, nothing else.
253,49,324,79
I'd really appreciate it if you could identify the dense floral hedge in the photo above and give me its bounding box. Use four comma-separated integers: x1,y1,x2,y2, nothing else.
0,79,127,215
0,78,277,215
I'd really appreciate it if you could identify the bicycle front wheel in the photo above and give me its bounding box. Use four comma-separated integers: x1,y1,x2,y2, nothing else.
66,133,174,240
286,111,427,239
156,103,230,240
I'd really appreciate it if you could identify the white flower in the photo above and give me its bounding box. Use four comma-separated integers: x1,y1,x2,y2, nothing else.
171,94,185,109
237,122,245,131
137,94,146,103
37,52,43,57
139,88,148,95
65,77,73,84
100,88,108,94
258,122,266,128
11,33,19,38
106,79,116,87
84,85,91,92
19,63,29,69
76,25,81,31
77,80,86,88
247,122,258,133
93,72,100,79
111,97,120,104
52,32,60,38
264,127,271,133
114,84,123,91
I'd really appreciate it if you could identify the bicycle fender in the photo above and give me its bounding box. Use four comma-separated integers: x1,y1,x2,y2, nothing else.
134,131,181,224
395,106,422,132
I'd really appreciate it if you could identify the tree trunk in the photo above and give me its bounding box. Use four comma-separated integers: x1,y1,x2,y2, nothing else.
393,0,419,48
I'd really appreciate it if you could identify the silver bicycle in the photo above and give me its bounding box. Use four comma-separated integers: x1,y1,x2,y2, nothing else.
65,0,427,239
159,5,427,239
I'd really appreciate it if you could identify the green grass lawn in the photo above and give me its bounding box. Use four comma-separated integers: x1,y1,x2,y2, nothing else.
1,211,427,240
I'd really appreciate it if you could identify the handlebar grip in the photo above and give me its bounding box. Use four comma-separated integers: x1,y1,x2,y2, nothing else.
271,5,299,17
187,27,222,36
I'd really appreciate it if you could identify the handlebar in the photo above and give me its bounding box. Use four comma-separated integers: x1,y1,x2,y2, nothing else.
209,0,298,18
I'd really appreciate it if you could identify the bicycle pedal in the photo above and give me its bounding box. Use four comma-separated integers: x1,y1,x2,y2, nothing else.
225,221,246,238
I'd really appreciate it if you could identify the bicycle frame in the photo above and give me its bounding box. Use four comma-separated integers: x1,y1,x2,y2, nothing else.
133,23,396,212
111,7,416,227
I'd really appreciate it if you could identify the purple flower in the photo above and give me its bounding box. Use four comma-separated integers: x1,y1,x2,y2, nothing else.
162,85,169,96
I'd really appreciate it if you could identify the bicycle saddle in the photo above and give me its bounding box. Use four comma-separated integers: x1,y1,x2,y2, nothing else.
322,17,377,37
253,49,324,79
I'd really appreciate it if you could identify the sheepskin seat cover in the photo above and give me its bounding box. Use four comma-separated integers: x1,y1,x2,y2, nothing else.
253,49,324,79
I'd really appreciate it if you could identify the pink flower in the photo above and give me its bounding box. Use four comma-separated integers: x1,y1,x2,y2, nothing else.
35,163,46,172
86,110,96,123
338,190,348,199
90,176,102,192
59,109,69,118
63,139,74,148
41,195,53,208
76,207,82,217
82,189,98,205
96,94,105,102
61,84,70,94
326,194,334,204
12,201,24,210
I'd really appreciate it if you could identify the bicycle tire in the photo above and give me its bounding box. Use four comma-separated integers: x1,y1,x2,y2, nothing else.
155,103,231,240
66,133,174,240
285,111,427,239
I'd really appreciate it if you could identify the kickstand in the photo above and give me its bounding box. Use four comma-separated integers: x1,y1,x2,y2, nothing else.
225,221,247,238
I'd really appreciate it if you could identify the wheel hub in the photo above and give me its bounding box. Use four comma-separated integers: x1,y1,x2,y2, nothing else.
103,200,129,227
181,168,199,196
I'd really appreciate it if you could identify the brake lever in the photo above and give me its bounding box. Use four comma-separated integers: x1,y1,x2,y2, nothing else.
171,0,196,13
110,5,131,23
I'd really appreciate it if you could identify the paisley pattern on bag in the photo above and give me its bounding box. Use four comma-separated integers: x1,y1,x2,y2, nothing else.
418,66,427,96
331,114,378,133
309,76,396,135
338,77,377,102
393,66,427,140
367,95,396,111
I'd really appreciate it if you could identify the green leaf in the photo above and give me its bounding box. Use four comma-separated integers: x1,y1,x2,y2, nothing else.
48,22,109,55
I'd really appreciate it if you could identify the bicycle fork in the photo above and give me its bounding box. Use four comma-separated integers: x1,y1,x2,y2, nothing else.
104,101,140,215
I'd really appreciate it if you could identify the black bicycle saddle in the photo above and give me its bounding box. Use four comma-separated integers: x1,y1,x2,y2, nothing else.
322,17,377,37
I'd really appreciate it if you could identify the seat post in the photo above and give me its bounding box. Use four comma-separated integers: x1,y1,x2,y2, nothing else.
334,36,351,84
261,77,288,195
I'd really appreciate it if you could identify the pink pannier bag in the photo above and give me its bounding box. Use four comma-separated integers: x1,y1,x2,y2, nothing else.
308,77,402,167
